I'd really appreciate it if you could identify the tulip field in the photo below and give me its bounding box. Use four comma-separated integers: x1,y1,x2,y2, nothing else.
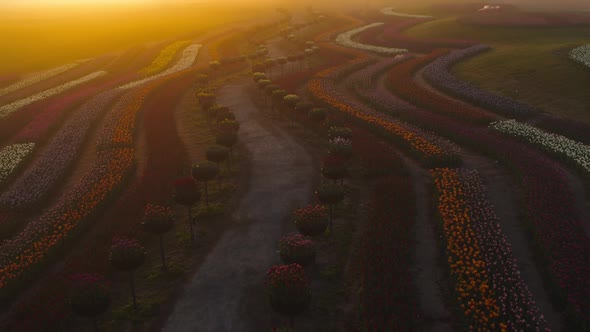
0,2,590,331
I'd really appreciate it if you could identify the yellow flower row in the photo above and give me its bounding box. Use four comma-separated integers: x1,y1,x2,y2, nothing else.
140,40,191,76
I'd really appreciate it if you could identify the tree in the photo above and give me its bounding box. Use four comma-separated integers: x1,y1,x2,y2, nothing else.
271,89,287,115
277,57,288,75
141,204,174,271
315,183,344,234
69,273,110,332
264,84,280,107
283,94,300,110
192,161,219,210
110,237,145,310
206,145,230,172
264,58,276,79
173,177,201,245
253,72,266,83
294,101,313,115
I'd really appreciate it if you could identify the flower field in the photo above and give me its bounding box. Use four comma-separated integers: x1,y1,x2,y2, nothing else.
335,23,409,55
432,168,547,331
380,7,432,19
0,61,84,97
491,119,590,175
0,4,589,331
0,143,35,185
569,43,590,68
309,65,462,167
140,40,191,76
423,45,538,119
0,71,107,118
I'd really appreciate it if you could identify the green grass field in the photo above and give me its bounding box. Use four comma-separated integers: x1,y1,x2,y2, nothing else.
405,17,590,125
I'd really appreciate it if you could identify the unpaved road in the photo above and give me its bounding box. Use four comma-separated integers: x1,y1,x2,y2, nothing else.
163,77,314,331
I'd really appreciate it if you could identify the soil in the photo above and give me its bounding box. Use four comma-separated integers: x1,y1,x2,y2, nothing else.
162,77,315,331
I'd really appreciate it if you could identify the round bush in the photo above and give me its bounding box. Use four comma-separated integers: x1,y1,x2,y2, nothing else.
265,264,311,316
316,182,344,205
308,108,327,122
216,131,238,148
109,237,145,271
328,126,352,140
142,204,175,234
279,233,316,267
69,273,110,318
173,177,201,206
321,155,348,181
206,145,230,164
327,137,353,159
293,205,328,236
192,161,219,182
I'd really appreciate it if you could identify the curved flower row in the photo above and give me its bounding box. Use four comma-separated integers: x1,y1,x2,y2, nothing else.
0,143,35,185
423,45,538,119
570,43,590,68
309,73,461,166
335,23,408,55
346,56,416,112
0,61,84,97
432,168,548,331
356,19,472,53
140,40,191,76
491,119,590,175
377,54,590,324
0,90,125,209
0,147,134,289
380,7,432,18
0,52,200,290
12,74,135,143
385,49,496,124
0,71,107,119
119,44,201,90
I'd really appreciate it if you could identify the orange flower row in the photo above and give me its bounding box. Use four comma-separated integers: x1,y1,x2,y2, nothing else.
431,168,501,329
308,77,460,166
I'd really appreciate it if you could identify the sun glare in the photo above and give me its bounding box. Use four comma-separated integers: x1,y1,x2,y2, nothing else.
1,0,157,7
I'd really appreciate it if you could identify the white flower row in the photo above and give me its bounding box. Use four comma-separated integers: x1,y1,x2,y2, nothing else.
0,61,87,97
0,143,35,185
569,43,590,68
380,7,432,18
335,23,408,56
0,71,107,119
491,119,590,174
119,44,202,90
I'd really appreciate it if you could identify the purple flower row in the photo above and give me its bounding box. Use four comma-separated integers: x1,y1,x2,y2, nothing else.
0,89,125,209
422,45,539,119
456,169,548,331
346,56,416,112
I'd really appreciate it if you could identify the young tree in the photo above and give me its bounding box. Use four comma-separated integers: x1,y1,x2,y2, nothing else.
110,237,145,310
69,273,110,332
141,204,175,271
315,183,344,234
173,177,201,245
192,161,219,210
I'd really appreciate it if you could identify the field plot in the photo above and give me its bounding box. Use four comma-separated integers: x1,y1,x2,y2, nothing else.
0,1,589,331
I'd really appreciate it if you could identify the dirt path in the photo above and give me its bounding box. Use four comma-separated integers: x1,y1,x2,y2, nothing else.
163,77,315,331
402,155,454,332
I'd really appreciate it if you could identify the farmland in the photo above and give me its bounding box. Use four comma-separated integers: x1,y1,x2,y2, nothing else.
0,0,589,331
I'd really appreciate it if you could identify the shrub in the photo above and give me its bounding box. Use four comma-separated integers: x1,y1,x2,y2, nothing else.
279,233,315,266
293,204,328,236
265,264,311,316
328,126,352,140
